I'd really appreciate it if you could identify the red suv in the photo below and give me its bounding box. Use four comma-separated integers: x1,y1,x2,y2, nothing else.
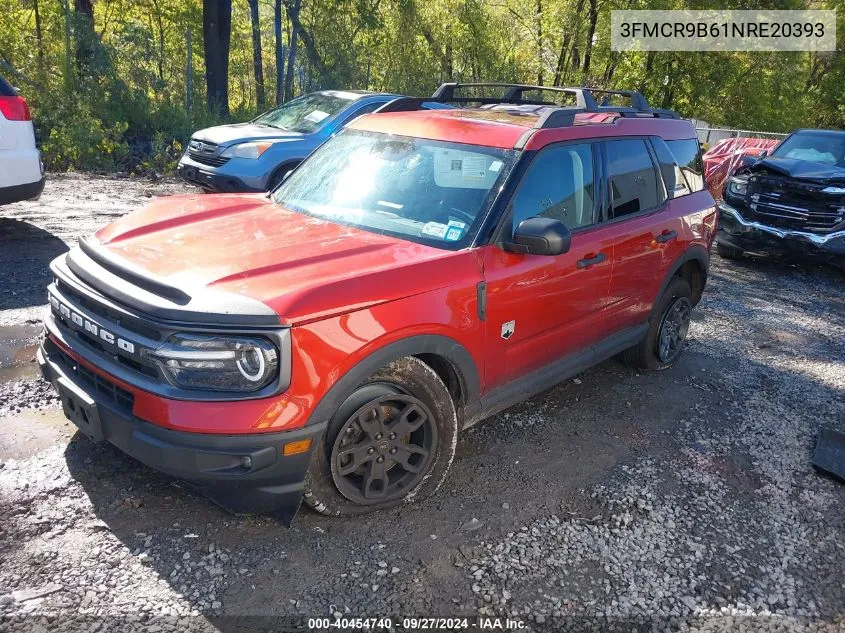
38,83,716,522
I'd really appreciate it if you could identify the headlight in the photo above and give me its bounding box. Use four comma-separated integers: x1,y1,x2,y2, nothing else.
221,141,274,160
726,177,748,198
144,333,279,392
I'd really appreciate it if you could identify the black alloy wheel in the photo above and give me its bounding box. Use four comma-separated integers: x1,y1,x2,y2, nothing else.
303,356,458,517
656,295,692,364
330,392,438,505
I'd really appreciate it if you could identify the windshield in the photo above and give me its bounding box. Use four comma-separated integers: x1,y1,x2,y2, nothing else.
271,130,515,249
771,132,845,168
254,91,360,133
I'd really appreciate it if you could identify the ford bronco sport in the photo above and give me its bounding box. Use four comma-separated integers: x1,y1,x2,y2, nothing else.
38,83,716,522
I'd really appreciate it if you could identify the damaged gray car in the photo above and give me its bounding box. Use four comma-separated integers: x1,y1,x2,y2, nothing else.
717,128,845,269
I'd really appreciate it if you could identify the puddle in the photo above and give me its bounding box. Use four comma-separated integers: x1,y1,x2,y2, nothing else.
0,363,39,382
0,409,74,459
0,322,42,383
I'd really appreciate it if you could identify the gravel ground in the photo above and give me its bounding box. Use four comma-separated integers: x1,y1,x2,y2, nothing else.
0,175,843,632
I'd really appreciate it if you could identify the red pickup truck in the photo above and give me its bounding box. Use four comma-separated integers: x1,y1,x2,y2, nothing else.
38,83,716,522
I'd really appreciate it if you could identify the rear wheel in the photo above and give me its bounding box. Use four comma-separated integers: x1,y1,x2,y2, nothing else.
623,277,693,371
716,241,743,260
303,357,458,516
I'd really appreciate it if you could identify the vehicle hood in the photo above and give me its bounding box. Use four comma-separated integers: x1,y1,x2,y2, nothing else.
93,194,472,324
746,157,845,183
192,123,304,146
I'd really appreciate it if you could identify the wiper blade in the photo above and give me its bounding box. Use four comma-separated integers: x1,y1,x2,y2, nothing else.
253,120,287,130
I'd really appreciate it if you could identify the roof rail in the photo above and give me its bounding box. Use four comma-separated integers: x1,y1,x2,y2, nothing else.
373,83,680,131
431,82,679,119
432,82,599,109
587,88,649,111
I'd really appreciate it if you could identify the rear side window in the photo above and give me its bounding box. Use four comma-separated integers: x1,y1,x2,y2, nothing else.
0,76,15,96
606,139,660,218
665,139,704,192
651,137,691,199
510,143,596,232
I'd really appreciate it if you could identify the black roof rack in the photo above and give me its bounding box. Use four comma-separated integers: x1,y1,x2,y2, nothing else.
432,82,598,109
374,82,680,133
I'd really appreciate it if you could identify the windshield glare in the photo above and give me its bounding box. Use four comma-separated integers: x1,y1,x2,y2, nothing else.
772,132,845,168
254,91,360,133
272,131,514,249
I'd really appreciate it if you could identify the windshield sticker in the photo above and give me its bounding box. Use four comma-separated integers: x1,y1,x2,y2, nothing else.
305,110,330,124
445,220,467,242
489,160,504,173
421,222,448,239
461,156,487,180
434,149,498,190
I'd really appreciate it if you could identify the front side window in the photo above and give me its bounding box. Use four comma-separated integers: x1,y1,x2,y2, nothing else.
771,131,845,168
272,130,514,249
665,139,705,192
254,91,361,134
510,143,596,232
606,139,661,218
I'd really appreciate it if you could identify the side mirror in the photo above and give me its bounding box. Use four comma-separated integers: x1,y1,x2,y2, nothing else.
503,217,571,256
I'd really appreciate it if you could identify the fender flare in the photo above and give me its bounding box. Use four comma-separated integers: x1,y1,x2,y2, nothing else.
305,334,481,426
654,245,710,310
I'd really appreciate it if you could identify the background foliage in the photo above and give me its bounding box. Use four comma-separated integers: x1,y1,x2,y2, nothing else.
0,0,842,173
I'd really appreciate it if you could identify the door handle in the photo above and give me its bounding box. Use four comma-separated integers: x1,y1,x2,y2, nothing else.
577,253,606,269
655,230,678,243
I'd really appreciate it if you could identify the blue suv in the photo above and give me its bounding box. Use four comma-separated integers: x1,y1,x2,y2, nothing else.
177,90,447,193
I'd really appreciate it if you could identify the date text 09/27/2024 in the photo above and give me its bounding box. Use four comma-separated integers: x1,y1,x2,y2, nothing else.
307,616,529,630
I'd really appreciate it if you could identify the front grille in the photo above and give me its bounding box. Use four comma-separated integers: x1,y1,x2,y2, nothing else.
187,139,229,168
56,279,161,341
49,278,167,387
746,175,845,233
188,150,230,168
53,344,134,411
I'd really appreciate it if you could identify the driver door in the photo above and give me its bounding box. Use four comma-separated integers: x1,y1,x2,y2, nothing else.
482,142,615,390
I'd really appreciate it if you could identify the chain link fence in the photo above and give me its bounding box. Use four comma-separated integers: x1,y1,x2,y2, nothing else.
695,126,788,147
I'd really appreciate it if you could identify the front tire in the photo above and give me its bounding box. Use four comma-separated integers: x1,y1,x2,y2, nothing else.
303,357,458,516
623,277,693,371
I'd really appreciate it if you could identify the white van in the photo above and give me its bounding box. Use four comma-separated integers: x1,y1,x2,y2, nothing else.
0,75,44,205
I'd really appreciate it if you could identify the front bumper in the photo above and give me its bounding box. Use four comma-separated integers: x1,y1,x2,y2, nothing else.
717,202,845,262
38,336,325,524
176,155,266,193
